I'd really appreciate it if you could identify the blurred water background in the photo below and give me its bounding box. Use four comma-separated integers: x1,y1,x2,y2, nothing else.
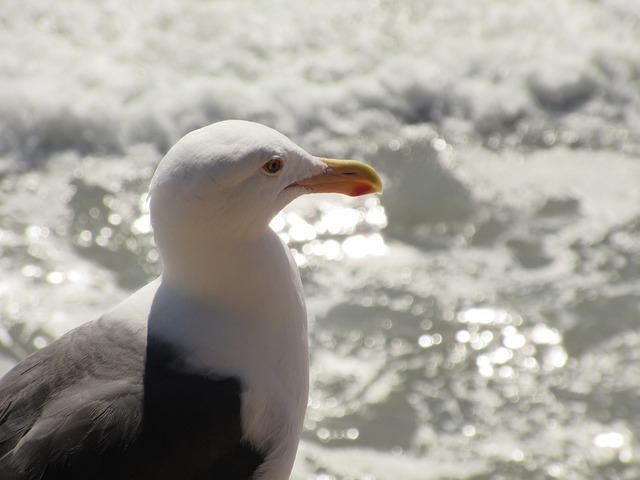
1,0,640,478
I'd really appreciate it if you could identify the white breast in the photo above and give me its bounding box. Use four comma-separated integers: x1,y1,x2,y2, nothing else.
147,231,310,479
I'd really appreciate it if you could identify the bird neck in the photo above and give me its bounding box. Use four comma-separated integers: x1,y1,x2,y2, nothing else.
159,229,302,319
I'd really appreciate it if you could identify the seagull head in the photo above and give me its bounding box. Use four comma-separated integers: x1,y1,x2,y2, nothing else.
149,120,382,250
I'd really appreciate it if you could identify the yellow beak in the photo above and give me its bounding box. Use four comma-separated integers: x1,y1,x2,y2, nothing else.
295,158,383,197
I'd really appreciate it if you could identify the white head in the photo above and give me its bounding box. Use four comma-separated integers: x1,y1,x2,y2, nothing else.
149,120,382,256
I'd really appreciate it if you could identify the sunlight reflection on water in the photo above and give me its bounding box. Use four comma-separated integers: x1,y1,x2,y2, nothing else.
454,307,569,380
271,197,388,265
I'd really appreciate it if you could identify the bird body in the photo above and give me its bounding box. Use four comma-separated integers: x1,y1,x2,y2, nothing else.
0,120,382,479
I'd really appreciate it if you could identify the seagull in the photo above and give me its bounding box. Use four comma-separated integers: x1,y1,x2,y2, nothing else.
0,120,382,480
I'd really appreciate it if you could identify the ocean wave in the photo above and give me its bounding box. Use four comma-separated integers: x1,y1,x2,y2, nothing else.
2,0,639,167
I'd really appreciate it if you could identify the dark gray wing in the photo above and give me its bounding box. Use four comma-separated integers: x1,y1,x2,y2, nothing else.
0,318,145,479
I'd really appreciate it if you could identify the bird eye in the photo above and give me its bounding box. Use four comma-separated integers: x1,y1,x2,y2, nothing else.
263,157,284,175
